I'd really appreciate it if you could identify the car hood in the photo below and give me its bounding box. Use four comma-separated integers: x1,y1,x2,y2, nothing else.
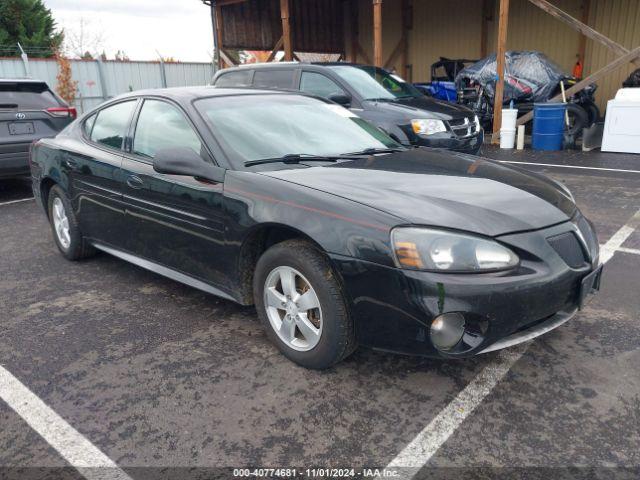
363,96,473,121
259,149,576,237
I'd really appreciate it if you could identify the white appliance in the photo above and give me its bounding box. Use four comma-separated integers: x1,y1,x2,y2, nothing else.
601,88,640,154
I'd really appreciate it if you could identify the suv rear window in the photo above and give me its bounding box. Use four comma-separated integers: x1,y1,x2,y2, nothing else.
0,82,60,110
253,70,294,89
215,70,252,87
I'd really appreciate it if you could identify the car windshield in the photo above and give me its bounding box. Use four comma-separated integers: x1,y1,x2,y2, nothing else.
328,65,422,101
195,94,401,170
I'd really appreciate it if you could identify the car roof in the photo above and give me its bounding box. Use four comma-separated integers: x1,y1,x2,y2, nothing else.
110,85,298,102
0,78,50,84
216,62,374,72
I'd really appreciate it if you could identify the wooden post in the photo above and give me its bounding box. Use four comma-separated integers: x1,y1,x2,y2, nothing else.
214,4,225,70
280,0,293,61
349,0,359,63
373,0,383,67
492,0,510,144
266,36,284,62
400,0,411,78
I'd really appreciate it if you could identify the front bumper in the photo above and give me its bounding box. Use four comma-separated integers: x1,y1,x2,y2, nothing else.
410,129,484,155
330,218,599,358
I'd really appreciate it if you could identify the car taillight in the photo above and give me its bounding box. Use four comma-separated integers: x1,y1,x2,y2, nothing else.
46,107,77,119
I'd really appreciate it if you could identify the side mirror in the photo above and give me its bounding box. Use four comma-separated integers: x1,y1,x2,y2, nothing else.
328,93,352,108
153,147,225,183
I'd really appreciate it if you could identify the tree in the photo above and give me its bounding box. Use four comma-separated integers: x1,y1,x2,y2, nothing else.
54,50,77,104
62,17,105,59
114,50,129,62
0,0,63,57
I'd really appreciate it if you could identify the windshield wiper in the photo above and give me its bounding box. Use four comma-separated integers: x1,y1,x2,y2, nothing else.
364,97,396,102
244,153,352,167
344,147,406,156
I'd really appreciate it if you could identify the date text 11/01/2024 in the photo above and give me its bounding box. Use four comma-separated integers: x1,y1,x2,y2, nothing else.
232,468,400,478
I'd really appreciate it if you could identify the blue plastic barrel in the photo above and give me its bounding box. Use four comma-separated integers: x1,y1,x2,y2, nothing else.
532,103,567,151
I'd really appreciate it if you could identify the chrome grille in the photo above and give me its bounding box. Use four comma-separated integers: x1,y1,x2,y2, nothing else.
447,116,478,138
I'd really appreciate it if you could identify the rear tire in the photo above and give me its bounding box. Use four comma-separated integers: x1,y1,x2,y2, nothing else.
47,185,96,261
253,239,356,369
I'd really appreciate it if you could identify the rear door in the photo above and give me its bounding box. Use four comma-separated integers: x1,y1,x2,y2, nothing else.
252,68,297,90
68,99,138,248
119,98,228,287
0,81,74,172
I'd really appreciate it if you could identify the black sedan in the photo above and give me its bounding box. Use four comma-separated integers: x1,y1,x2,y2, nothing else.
30,87,602,369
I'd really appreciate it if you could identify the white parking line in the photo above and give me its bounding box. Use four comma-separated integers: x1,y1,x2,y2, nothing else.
600,209,640,264
498,160,640,174
386,208,640,478
0,367,133,480
0,197,34,206
617,246,640,256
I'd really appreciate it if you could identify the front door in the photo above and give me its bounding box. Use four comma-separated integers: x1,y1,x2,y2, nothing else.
120,98,228,289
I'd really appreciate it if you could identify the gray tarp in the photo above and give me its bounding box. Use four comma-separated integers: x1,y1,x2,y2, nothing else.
455,51,566,104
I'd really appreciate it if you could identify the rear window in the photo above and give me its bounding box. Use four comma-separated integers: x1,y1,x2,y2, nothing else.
90,100,137,150
215,70,252,87
253,70,294,89
0,82,60,109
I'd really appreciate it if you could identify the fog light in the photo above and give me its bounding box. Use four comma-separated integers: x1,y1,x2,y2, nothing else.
430,313,466,350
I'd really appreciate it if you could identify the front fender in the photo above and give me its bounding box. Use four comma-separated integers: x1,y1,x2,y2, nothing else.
223,170,401,268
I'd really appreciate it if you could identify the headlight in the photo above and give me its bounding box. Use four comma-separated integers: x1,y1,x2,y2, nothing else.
391,227,519,272
411,119,447,136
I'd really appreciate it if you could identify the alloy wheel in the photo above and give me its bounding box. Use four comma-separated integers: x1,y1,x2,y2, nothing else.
263,266,323,351
52,197,71,249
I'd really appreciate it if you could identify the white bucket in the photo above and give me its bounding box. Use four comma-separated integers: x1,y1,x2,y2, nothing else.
501,108,518,130
500,128,516,149
499,108,518,149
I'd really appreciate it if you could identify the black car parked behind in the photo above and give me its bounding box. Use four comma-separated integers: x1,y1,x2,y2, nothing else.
213,63,484,155
1,79,76,179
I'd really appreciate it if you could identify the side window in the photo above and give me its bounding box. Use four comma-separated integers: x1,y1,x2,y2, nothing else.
83,113,97,137
300,72,346,98
253,70,294,89
91,101,136,150
215,70,252,87
133,99,203,159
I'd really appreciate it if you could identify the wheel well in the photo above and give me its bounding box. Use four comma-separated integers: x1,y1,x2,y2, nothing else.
40,178,57,218
235,224,324,305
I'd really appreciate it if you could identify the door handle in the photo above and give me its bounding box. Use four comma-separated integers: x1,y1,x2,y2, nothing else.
126,175,144,189
64,158,79,170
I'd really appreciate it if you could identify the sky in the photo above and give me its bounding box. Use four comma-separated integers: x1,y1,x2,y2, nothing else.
45,0,215,62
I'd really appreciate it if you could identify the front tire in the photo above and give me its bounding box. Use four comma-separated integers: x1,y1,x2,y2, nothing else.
47,185,96,261
253,239,356,369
